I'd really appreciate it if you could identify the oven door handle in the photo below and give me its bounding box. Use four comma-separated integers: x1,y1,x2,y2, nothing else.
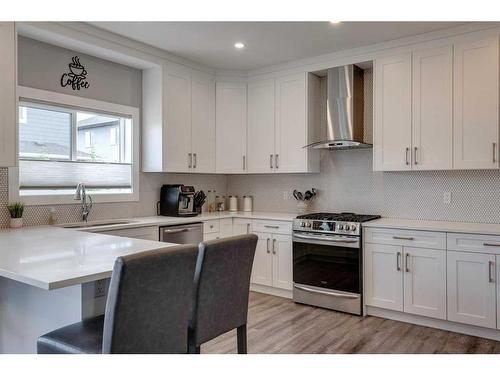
294,284,359,299
293,233,358,243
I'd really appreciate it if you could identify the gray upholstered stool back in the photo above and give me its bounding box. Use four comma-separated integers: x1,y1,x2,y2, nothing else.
189,234,258,346
102,245,198,353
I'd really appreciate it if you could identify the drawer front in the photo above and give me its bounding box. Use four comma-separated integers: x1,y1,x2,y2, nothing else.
447,233,500,255
364,228,446,250
252,220,292,234
99,226,159,241
204,232,220,241
203,219,220,234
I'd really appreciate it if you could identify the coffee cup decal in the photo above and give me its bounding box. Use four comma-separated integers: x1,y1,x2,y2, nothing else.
61,56,90,90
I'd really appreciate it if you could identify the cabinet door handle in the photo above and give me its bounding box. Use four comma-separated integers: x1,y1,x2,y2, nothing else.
188,153,192,168
266,238,271,254
272,238,276,254
243,155,246,170
264,225,280,229
246,223,250,234
396,252,401,271
275,154,279,169
488,261,495,283
483,242,500,247
193,153,197,168
405,147,410,165
414,147,418,165
493,143,497,163
405,253,410,272
392,236,414,240
270,154,274,169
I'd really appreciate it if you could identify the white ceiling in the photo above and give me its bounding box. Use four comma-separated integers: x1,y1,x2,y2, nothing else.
89,22,466,70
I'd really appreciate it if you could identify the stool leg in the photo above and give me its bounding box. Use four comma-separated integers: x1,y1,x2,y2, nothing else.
237,324,247,354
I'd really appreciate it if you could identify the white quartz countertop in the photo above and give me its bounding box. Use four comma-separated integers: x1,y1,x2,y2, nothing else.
65,211,296,233
0,211,296,290
0,226,176,290
364,217,500,235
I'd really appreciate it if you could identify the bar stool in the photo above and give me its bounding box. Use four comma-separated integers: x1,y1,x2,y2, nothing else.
37,244,198,354
188,234,258,354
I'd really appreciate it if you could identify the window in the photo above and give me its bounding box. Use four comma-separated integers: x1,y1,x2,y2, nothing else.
11,86,139,204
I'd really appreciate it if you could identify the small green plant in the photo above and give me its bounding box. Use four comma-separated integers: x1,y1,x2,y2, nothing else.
7,202,25,219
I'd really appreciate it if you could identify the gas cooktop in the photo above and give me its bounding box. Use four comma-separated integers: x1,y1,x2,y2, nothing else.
293,212,381,235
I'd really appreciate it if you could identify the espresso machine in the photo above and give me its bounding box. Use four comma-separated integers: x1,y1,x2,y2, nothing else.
158,184,198,217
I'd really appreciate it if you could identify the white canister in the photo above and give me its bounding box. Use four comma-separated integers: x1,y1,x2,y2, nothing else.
243,196,253,212
228,196,238,212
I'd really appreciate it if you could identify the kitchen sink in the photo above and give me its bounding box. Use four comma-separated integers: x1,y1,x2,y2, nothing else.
60,220,138,229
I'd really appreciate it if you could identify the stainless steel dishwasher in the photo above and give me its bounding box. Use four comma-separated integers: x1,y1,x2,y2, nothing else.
159,222,203,245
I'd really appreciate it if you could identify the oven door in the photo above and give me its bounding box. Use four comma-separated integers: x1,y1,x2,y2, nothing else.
292,231,362,314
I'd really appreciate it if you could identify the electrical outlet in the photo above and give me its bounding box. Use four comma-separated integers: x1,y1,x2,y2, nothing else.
443,192,452,205
94,279,106,298
282,191,288,200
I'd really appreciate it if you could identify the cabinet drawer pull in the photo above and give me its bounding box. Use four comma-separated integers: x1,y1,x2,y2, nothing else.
266,238,270,254
483,242,500,247
264,225,280,229
392,236,414,240
488,261,495,283
405,253,410,272
396,252,401,271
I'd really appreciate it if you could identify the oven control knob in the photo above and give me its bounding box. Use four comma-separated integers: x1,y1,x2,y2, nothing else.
305,222,312,227
300,221,306,227
350,225,357,231
338,224,344,230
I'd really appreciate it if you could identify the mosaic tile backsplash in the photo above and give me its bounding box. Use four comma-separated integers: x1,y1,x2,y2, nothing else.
227,149,500,224
0,168,227,228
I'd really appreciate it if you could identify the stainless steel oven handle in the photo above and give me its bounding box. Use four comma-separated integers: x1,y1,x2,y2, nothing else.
162,228,194,234
293,233,358,243
294,284,359,299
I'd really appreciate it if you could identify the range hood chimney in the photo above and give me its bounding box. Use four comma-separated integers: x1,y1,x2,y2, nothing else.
305,65,371,150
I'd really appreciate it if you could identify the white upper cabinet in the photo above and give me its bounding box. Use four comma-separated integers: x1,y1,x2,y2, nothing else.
164,65,192,173
374,53,412,171
247,79,275,173
275,73,319,173
412,45,453,170
0,22,16,167
191,71,215,173
453,36,499,170
142,64,216,173
216,81,247,173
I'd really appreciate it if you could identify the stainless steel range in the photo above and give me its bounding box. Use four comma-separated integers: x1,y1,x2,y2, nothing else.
292,212,380,315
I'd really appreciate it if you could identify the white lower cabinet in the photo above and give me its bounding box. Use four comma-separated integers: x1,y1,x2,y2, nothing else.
365,241,447,319
232,218,252,235
447,251,496,329
403,247,447,319
365,243,404,311
251,231,292,291
219,218,233,238
251,232,273,286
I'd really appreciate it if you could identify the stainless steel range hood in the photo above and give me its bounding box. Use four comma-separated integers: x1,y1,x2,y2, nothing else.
306,65,371,150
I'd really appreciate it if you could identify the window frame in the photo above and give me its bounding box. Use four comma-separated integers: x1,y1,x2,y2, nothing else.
9,86,140,205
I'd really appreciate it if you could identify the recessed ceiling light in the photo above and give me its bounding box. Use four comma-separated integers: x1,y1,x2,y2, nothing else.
234,42,245,49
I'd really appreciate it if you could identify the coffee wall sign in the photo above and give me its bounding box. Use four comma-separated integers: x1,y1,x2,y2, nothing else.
60,56,90,90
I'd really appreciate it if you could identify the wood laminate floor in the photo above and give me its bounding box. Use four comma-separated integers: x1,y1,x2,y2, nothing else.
203,292,500,354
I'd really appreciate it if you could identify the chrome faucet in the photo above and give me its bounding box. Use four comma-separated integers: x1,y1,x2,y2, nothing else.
74,183,93,222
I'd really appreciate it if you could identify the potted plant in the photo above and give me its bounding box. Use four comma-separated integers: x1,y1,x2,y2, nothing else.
7,202,25,228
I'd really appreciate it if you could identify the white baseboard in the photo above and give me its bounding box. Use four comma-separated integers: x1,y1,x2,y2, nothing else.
366,306,500,341
250,284,292,299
